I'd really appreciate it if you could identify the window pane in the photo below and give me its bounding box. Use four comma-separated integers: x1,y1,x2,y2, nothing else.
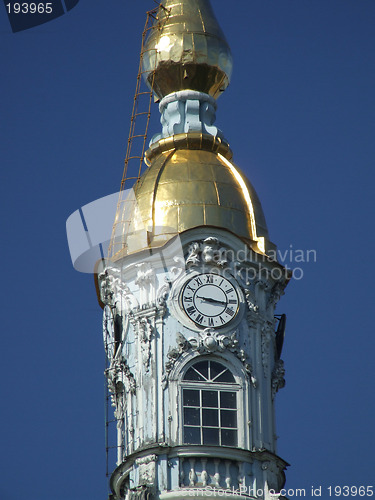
193,360,209,380
209,361,226,381
221,409,237,428
221,429,237,446
184,407,200,426
203,427,219,445
184,367,205,381
214,370,235,383
202,408,219,427
210,361,235,382
220,391,236,409
202,390,218,408
184,426,201,444
183,389,200,407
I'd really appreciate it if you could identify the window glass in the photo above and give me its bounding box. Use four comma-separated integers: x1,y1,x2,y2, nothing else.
202,390,218,408
203,427,220,445
202,408,219,427
220,409,236,428
184,426,200,444
184,367,206,381
182,360,238,447
194,361,209,380
184,407,200,426
210,361,235,382
214,370,235,383
183,389,200,407
220,391,236,409
221,429,237,446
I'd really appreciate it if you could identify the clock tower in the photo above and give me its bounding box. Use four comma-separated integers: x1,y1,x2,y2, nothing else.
97,1,290,499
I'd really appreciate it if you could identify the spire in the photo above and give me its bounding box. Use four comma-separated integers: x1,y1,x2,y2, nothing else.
143,0,233,99
108,0,275,260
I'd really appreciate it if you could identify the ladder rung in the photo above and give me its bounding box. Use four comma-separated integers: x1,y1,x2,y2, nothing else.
141,48,158,54
107,6,170,260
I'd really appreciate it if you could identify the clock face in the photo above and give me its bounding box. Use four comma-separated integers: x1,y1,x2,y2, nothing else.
103,305,115,360
181,273,239,327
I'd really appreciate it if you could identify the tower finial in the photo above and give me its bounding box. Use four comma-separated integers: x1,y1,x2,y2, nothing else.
143,0,233,99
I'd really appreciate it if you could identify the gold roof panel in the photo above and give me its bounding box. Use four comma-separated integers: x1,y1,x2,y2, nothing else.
112,138,271,258
142,0,233,99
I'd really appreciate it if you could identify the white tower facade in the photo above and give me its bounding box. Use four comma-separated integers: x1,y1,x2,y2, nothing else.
97,2,290,499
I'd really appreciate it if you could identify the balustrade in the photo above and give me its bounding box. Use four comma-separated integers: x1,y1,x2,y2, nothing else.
180,456,245,491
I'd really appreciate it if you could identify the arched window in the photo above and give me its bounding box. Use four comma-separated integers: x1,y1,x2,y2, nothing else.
181,360,238,447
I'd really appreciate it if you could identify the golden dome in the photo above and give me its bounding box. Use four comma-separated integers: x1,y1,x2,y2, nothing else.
142,0,233,99
111,135,271,258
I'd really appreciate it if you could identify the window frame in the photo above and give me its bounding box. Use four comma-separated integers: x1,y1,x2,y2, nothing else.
179,357,243,448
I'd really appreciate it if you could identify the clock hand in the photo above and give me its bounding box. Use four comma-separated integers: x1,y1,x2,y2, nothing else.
196,295,227,306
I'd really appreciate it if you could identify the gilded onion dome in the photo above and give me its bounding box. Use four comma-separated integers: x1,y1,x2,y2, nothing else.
142,0,232,99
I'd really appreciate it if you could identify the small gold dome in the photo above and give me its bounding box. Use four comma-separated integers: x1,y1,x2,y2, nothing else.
111,135,270,258
142,0,233,99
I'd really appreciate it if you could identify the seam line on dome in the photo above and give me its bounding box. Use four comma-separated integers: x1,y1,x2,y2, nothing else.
151,150,176,234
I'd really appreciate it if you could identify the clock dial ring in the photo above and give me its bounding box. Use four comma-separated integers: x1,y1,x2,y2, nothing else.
181,273,239,327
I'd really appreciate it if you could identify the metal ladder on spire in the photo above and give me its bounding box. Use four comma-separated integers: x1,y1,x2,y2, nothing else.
107,2,169,259
105,2,170,481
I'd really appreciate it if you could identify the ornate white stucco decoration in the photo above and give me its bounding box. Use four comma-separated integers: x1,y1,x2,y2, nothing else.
136,454,157,487
149,90,225,145
120,283,139,312
255,279,270,297
135,262,154,286
98,266,139,312
136,317,154,371
155,255,186,309
201,237,228,266
267,282,285,312
244,288,259,313
271,359,286,399
162,333,191,388
106,358,136,396
162,329,257,388
106,358,136,426
156,282,169,309
186,237,227,268
189,328,237,354
135,262,156,306
186,242,200,266
166,255,186,282
98,268,116,304
261,322,274,377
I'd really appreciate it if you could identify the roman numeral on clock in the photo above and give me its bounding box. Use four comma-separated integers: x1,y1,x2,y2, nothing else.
186,306,196,315
195,314,204,324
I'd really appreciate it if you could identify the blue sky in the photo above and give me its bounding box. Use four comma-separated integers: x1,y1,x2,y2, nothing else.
1,1,375,499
